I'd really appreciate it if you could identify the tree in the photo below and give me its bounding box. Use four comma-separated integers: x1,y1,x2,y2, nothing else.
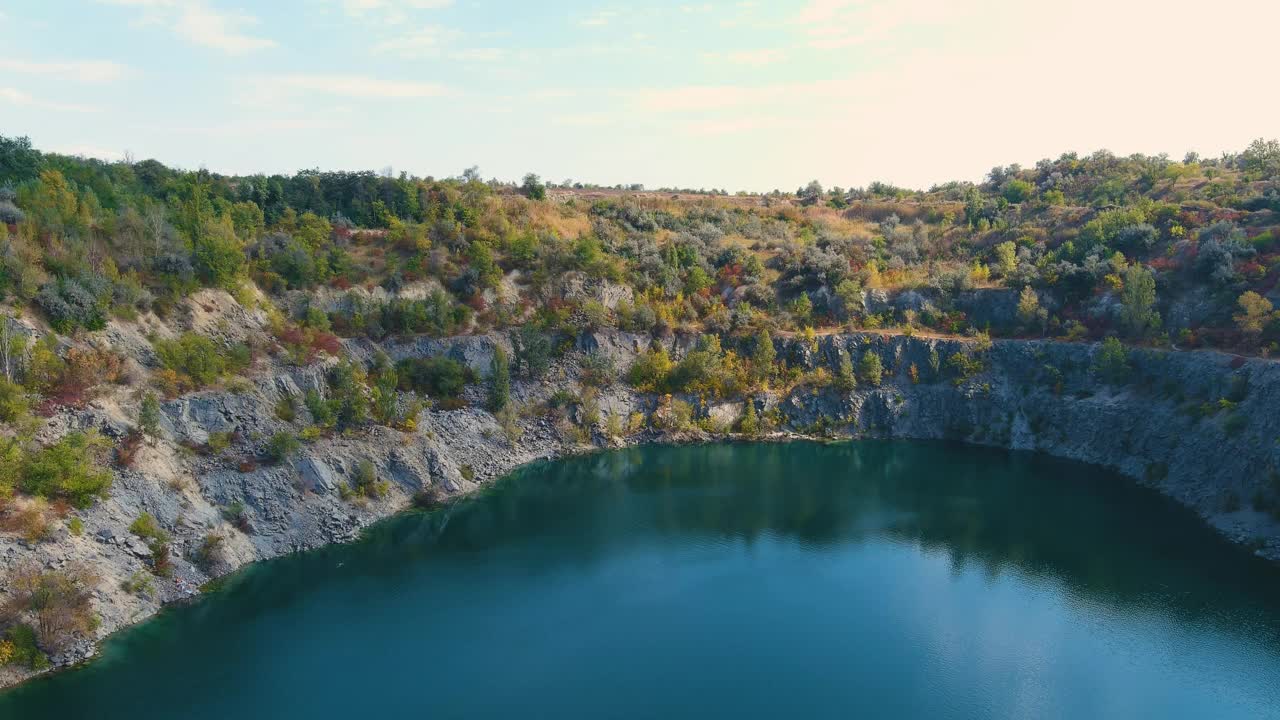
751,329,775,383
1234,291,1274,336
1119,264,1160,338
139,392,162,441
521,173,546,201
835,352,857,391
738,401,760,436
0,311,23,382
8,564,100,655
798,180,824,206
993,241,1017,278
859,351,884,387
192,215,245,288
1001,179,1033,203
20,432,111,508
488,346,511,411
1093,337,1130,384
1017,285,1041,327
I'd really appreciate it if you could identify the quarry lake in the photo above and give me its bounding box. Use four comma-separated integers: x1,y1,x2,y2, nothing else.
3,441,1280,719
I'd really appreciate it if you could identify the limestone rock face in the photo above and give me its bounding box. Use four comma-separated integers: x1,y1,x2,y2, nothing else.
3,328,1279,691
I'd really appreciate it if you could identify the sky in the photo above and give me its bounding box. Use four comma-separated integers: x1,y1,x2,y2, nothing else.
1,0,1278,192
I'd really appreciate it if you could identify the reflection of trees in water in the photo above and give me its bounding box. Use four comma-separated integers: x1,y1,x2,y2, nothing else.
208,441,1280,641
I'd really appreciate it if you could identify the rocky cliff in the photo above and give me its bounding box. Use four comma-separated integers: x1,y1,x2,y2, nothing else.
3,325,1278,689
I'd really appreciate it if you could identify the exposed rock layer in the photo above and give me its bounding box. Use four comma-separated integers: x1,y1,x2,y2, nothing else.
2,329,1278,689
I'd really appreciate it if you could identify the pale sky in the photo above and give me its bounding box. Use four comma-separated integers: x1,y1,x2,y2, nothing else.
2,0,1277,191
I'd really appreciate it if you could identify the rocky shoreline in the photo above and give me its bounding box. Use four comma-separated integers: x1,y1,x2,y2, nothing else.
3,327,1279,691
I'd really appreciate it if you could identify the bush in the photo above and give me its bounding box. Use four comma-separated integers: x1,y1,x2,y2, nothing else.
7,564,100,655
3,624,48,670
153,332,250,390
129,512,169,546
20,432,112,508
627,348,673,393
35,277,109,333
265,431,300,464
396,356,475,400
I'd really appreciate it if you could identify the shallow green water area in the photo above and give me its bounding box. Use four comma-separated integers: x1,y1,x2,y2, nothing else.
4,441,1280,719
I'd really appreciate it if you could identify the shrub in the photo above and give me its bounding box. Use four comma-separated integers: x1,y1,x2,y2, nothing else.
20,432,112,508
396,356,475,400
265,431,300,464
3,624,48,670
35,277,109,333
121,570,155,596
190,532,227,573
627,348,673,392
351,459,390,499
222,501,252,532
129,512,169,547
8,564,100,654
153,332,250,390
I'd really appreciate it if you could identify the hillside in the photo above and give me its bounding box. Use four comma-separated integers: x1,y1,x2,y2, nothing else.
2,136,1280,686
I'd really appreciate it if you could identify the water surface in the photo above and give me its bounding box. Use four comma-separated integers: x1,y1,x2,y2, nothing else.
4,441,1280,719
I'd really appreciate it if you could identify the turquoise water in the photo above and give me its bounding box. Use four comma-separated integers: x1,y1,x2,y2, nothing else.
3,441,1280,719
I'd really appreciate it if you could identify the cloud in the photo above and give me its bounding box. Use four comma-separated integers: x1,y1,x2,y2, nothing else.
0,87,98,113
48,144,127,161
789,0,960,50
0,58,129,84
579,10,617,27
451,47,505,62
97,0,275,54
703,49,786,67
630,80,847,113
252,74,449,99
340,0,453,26
371,25,453,57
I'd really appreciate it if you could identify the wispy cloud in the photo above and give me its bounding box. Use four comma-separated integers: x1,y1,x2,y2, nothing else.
0,58,130,84
371,25,456,58
98,0,275,54
340,0,453,26
252,74,450,100
0,87,99,113
579,10,618,27
789,0,959,50
631,79,849,113
702,49,786,67
48,144,127,161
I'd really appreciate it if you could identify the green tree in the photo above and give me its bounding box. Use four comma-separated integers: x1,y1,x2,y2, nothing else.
192,215,245,288
1119,264,1160,338
1093,337,1130,384
488,345,511,411
752,329,775,383
738,401,760,436
21,432,112,508
859,351,884,387
993,241,1017,278
139,392,162,441
1001,179,1034,203
835,352,857,391
521,173,547,201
